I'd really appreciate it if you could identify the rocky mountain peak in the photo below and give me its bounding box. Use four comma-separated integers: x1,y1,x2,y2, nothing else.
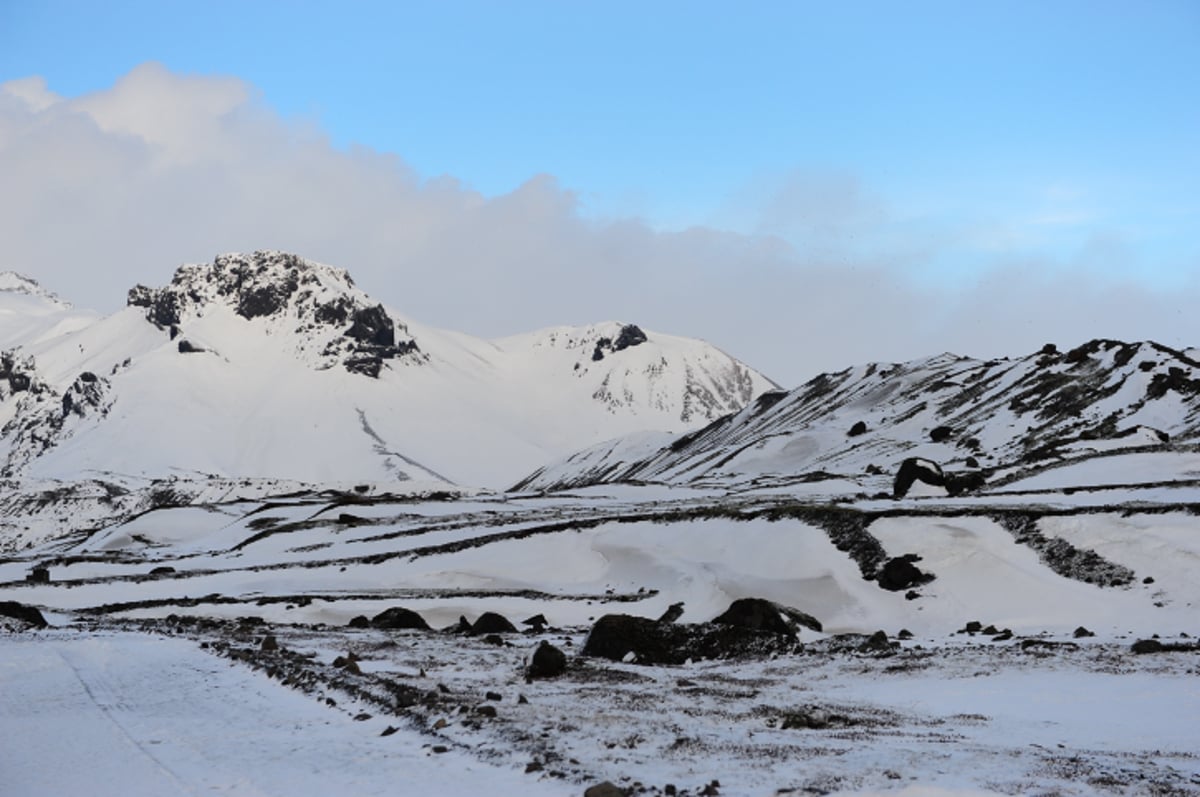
0,271,71,309
126,251,422,377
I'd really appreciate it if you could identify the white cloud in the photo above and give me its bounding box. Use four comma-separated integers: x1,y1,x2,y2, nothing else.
0,64,1195,386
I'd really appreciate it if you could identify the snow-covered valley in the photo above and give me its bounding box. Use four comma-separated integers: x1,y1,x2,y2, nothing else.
2,253,1199,796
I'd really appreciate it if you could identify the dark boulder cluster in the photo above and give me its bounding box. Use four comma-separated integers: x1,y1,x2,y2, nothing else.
591,324,648,362
892,456,986,498
338,304,420,378
582,598,814,665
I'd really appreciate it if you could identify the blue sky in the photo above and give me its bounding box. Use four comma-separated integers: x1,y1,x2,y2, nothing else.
1,1,1197,380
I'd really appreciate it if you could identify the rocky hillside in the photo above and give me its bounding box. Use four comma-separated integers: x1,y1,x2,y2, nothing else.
515,339,1200,492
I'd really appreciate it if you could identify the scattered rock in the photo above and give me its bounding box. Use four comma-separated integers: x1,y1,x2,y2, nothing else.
475,705,497,718
897,629,914,640
26,567,49,583
149,566,176,576
370,607,430,631
962,621,983,634
858,630,895,655
482,634,505,646
712,597,816,636
892,457,945,498
583,611,799,666
485,691,502,702
877,555,933,591
470,612,518,635
657,602,685,623
260,635,278,652
0,601,48,629
521,613,549,631
380,726,398,737
929,425,954,443
1131,639,1164,654
347,615,370,629
1073,626,1095,638
1143,576,1155,584
584,782,627,797
847,420,868,437
527,641,568,680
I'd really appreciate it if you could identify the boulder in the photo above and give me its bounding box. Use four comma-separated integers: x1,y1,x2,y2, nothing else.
892,457,945,498
877,555,933,591
470,612,518,635
0,601,48,629
711,597,821,635
847,420,868,437
370,607,430,631
527,641,568,679
582,612,798,665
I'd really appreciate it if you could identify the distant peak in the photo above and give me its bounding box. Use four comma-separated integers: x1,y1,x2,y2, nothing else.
126,251,422,377
0,271,71,308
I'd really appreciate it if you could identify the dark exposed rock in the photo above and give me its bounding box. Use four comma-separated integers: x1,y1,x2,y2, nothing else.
877,555,934,591
847,420,868,437
963,621,983,634
177,339,203,354
859,630,896,654
0,601,48,628
584,782,627,797
711,597,821,635
1073,626,1095,639
582,613,798,665
657,602,685,623
929,425,954,443
26,567,49,583
347,615,370,629
149,566,175,576
370,607,430,631
1131,639,1164,654
470,612,518,635
527,641,568,679
260,635,278,652
344,304,395,347
592,324,648,362
893,457,945,498
521,613,549,630
613,324,647,351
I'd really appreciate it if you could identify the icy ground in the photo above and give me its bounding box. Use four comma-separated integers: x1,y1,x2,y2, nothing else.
3,478,1199,795
3,622,1198,796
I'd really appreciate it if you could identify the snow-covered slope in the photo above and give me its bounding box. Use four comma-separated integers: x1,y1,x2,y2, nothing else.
0,271,98,349
517,340,1200,492
0,252,775,488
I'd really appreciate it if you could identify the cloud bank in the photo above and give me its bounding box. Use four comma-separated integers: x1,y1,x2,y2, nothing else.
1,63,1195,386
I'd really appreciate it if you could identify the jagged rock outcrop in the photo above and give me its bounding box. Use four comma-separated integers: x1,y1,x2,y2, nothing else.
127,251,423,377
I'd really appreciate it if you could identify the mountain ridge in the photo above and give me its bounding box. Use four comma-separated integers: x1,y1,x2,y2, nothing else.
516,338,1200,493
0,251,776,488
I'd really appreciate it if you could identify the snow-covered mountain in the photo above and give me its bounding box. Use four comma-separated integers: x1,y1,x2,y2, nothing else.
516,339,1200,492
0,251,775,488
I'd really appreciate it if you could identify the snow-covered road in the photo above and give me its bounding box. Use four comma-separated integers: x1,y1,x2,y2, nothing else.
0,631,561,797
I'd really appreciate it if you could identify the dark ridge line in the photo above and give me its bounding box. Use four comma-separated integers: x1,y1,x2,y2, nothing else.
7,499,1194,595
73,586,658,617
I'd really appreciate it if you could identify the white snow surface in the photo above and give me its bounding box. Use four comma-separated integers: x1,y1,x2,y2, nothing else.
0,630,565,797
0,252,775,488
